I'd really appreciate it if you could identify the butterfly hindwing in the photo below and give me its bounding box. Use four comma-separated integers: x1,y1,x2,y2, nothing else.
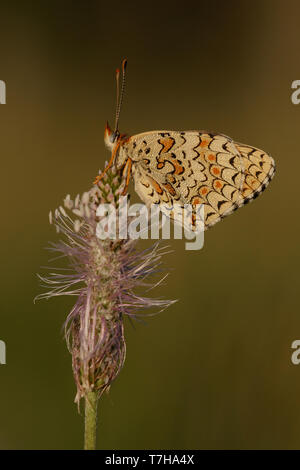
123,131,275,230
235,143,275,203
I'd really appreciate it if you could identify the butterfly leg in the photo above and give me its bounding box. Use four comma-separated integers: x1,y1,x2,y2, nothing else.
94,141,121,185
121,158,132,195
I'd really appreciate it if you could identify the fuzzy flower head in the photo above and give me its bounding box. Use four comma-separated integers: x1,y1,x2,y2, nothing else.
37,166,175,405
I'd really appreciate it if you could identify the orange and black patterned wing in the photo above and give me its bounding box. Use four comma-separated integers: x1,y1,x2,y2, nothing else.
126,131,275,230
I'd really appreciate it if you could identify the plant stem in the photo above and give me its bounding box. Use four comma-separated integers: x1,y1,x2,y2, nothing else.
84,390,98,450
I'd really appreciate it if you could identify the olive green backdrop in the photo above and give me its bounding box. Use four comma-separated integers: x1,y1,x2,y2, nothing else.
0,0,299,449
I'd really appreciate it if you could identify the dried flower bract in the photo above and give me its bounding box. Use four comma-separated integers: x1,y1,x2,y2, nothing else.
36,167,175,405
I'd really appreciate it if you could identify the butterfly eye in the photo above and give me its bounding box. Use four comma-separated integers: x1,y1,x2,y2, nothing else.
110,131,120,143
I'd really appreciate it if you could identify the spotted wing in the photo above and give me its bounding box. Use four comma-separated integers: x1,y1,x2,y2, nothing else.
132,163,182,225
127,131,275,230
235,142,275,202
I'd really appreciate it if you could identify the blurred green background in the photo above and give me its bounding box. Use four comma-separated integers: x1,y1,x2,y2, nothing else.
0,0,299,449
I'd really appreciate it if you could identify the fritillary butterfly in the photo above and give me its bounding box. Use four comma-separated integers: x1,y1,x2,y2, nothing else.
94,60,275,230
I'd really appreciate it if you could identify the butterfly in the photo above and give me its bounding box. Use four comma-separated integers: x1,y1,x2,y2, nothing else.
94,60,275,231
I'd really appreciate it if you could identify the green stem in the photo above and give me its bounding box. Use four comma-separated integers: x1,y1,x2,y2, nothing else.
84,390,98,450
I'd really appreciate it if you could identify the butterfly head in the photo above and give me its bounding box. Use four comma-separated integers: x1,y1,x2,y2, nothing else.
104,121,121,152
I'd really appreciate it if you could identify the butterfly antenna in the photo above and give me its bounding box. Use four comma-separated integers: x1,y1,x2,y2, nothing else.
114,67,120,132
114,59,127,133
